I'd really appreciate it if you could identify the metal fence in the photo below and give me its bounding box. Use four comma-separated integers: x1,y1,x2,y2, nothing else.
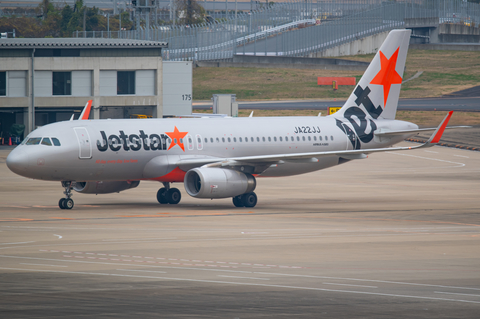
73,0,480,61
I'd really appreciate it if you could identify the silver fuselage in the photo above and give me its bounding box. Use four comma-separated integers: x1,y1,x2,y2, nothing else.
6,116,417,183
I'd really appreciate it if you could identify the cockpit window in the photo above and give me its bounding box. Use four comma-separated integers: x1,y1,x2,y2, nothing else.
25,137,42,145
41,138,52,146
51,138,61,146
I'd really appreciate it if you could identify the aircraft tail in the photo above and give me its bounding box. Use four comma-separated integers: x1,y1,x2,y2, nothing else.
332,29,411,120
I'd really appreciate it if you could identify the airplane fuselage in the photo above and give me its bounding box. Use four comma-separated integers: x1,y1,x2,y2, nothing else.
7,116,417,182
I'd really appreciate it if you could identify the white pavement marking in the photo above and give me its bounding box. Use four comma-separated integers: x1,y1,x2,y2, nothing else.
0,241,36,245
454,155,469,158
0,267,478,305
424,150,439,154
54,234,62,239
254,272,480,292
322,282,378,289
389,152,466,168
0,255,253,273
435,291,480,297
117,269,167,274
218,275,270,281
20,263,67,267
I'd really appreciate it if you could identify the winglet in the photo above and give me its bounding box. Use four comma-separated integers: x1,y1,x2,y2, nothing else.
78,100,93,120
426,111,453,144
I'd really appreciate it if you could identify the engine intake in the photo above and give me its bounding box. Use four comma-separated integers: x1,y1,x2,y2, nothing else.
73,181,140,194
184,168,256,199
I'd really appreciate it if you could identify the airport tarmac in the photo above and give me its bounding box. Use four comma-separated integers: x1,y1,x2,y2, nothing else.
0,143,479,318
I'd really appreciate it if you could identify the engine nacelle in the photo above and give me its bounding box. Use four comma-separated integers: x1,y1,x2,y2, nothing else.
73,181,140,194
184,168,256,199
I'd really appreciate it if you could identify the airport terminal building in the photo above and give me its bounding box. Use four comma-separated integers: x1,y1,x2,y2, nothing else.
0,38,192,141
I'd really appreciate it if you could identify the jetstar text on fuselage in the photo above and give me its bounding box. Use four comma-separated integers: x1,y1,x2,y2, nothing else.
97,130,174,152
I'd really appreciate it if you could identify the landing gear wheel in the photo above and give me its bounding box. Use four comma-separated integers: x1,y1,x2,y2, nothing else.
64,198,74,210
233,196,244,207
166,188,181,205
156,188,168,204
241,192,257,208
59,181,74,210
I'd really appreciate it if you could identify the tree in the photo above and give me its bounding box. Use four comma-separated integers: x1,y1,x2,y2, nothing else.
175,0,206,25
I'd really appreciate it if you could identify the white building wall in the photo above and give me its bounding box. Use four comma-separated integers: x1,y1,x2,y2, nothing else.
162,61,192,116
99,70,117,96
72,70,91,96
7,71,26,97
34,71,52,97
135,70,155,96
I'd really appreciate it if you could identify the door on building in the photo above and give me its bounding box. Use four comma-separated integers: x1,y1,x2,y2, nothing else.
73,127,92,159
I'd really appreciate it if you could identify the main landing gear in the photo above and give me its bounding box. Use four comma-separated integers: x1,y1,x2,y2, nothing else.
232,192,257,208
59,181,74,210
157,182,181,205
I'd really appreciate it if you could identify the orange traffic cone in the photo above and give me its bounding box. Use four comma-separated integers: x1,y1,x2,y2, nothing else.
8,137,12,146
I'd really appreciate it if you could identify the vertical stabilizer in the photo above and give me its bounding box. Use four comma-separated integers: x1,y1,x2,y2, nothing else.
332,29,411,120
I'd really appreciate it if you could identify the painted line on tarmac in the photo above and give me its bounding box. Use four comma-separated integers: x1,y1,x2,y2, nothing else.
0,266,478,305
388,152,465,168
254,272,480,291
0,241,36,245
20,263,67,267
435,291,480,297
218,275,270,281
322,282,378,289
39,249,304,270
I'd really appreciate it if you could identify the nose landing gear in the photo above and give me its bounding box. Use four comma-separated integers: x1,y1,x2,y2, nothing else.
59,181,74,210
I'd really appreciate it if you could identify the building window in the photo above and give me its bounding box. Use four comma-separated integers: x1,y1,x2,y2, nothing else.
52,72,71,95
117,71,135,95
0,72,6,96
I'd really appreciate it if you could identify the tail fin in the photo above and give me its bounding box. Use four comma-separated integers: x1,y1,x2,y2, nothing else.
332,29,411,120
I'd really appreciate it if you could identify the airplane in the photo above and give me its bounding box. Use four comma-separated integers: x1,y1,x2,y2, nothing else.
6,29,459,210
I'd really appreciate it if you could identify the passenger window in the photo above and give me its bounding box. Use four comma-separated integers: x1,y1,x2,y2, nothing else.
291,136,294,141
296,136,300,141
274,136,277,142
210,138,213,143
245,137,248,142
233,137,236,142
302,136,305,141
227,137,231,143
256,137,260,142
204,138,207,143
325,136,328,141
319,136,322,141
262,137,266,142
308,136,311,141
313,136,317,141
331,136,334,141
222,137,225,143
279,136,282,141
239,137,242,142
268,137,271,142
41,138,52,146
26,137,42,145
216,137,220,143
251,137,254,142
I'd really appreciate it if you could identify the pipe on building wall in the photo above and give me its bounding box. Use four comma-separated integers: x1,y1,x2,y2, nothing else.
31,48,35,134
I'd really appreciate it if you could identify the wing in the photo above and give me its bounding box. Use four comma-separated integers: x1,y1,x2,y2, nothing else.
177,111,454,172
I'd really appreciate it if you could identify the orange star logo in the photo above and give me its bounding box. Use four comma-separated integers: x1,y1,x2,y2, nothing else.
165,126,188,151
370,47,403,107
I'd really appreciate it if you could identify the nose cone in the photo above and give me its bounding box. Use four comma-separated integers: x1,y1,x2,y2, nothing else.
6,148,29,177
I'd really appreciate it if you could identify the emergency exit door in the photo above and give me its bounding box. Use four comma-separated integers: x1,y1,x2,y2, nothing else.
73,127,92,159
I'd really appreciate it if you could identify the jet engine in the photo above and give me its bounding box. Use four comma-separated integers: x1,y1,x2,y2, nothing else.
184,168,256,199
73,181,140,194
